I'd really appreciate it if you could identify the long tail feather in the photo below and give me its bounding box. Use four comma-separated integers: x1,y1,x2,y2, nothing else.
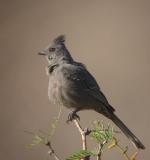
110,113,145,149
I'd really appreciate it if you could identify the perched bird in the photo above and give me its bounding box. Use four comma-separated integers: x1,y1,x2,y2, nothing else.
38,35,145,149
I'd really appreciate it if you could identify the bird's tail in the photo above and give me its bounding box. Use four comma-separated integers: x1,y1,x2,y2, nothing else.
110,113,145,149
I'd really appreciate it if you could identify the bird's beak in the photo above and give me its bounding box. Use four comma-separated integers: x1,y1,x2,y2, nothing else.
37,50,47,56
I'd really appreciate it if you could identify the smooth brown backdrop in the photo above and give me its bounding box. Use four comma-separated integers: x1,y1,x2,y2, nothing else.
0,0,150,159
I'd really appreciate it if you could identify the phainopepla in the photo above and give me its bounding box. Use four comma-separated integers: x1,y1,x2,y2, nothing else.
38,35,145,149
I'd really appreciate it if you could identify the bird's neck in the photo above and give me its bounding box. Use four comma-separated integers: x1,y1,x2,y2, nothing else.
47,57,74,74
48,64,59,74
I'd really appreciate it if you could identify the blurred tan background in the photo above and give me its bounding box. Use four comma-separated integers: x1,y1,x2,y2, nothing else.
0,0,150,159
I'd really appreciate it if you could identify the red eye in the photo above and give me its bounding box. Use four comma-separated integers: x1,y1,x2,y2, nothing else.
49,48,55,52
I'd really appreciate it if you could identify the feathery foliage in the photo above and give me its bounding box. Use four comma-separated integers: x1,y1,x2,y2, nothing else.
66,150,96,160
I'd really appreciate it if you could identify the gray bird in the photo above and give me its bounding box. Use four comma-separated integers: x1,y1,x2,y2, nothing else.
38,35,145,149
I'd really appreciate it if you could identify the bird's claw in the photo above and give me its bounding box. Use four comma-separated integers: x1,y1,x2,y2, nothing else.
84,128,92,135
66,112,80,123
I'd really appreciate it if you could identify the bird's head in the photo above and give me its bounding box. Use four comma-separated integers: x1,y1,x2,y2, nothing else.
38,35,73,65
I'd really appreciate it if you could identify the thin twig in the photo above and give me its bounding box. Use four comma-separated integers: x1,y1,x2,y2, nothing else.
96,141,106,160
116,144,130,160
73,119,91,160
97,144,102,160
46,141,61,160
73,119,87,150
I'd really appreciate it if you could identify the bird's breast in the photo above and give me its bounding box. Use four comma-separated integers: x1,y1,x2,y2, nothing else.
48,75,62,104
47,66,92,108
48,72,80,108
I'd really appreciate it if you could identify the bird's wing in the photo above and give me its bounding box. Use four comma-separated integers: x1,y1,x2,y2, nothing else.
69,64,115,112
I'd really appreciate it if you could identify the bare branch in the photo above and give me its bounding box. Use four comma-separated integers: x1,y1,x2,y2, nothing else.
73,119,91,160
96,142,105,160
73,119,87,150
116,144,130,160
46,141,61,160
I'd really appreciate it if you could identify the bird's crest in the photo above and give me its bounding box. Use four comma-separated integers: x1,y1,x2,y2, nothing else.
53,35,66,44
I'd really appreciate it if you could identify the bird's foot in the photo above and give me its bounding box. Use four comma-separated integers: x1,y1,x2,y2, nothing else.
84,128,92,135
66,111,80,123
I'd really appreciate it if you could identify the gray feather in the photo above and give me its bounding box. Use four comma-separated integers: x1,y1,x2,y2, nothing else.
53,35,65,44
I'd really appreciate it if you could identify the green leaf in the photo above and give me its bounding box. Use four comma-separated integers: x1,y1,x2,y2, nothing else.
48,105,63,139
90,121,114,144
27,134,47,149
66,150,96,160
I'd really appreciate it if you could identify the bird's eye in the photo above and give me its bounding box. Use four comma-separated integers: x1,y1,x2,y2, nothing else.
49,48,56,52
